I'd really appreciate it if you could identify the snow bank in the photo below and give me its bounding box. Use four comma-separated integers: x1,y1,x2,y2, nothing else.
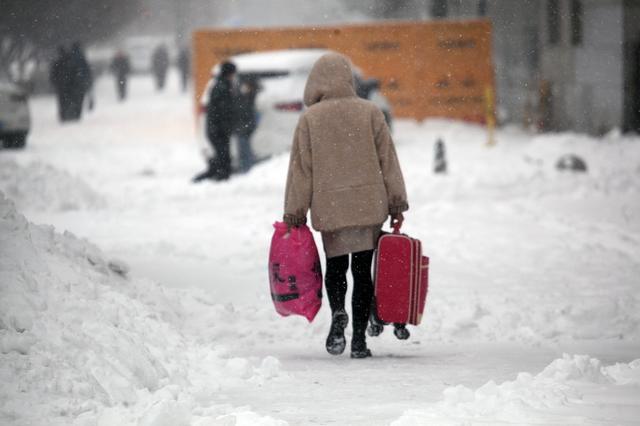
204,411,288,426
389,119,640,344
0,192,286,425
419,291,640,343
0,159,106,212
391,354,640,425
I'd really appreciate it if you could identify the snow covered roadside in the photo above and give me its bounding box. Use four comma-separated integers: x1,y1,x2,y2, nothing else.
392,354,640,425
0,193,287,425
1,73,640,424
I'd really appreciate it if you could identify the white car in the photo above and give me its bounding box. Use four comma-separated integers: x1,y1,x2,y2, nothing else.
0,82,30,149
197,49,393,162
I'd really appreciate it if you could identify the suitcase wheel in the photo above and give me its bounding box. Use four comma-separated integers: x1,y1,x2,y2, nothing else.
393,324,410,340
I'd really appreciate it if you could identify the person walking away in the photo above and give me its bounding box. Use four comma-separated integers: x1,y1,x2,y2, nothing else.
49,46,71,122
85,62,96,112
234,77,260,173
151,44,170,91
110,50,131,101
192,61,237,182
283,53,408,358
177,47,190,92
67,42,92,120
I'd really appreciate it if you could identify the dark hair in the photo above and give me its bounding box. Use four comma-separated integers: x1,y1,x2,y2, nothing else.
220,61,237,77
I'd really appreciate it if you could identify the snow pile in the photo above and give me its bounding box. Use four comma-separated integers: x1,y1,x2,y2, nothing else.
419,291,640,343
211,411,288,426
391,354,640,425
605,359,640,385
0,159,106,212
389,120,640,344
0,192,286,425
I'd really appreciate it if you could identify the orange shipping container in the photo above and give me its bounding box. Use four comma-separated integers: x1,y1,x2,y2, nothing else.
192,19,494,123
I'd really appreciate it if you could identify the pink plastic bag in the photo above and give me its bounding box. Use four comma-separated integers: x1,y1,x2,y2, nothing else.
268,222,322,322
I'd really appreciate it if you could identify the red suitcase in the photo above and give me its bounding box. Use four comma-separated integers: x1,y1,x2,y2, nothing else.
374,225,429,325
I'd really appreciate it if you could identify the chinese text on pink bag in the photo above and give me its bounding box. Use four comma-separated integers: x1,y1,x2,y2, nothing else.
268,222,322,322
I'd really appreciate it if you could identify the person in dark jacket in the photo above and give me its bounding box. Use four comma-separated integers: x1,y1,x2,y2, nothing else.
110,50,131,101
234,77,260,173
192,61,237,182
177,47,190,92
50,46,71,122
67,42,92,120
151,44,170,91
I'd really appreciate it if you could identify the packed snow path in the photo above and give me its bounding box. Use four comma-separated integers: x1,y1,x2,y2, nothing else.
1,73,639,425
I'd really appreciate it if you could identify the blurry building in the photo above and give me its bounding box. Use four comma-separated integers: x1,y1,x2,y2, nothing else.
539,0,640,133
433,0,640,134
120,0,640,133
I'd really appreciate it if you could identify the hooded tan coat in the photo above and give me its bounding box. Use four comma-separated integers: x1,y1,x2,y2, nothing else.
284,53,408,256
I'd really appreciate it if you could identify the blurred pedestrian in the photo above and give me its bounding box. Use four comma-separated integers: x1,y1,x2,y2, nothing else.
192,61,237,182
283,53,408,359
67,42,92,120
151,44,170,91
110,50,131,101
177,47,190,92
434,138,447,173
50,46,71,122
234,77,260,173
85,61,97,112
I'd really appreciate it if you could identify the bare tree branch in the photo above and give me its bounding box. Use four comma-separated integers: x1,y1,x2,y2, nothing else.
0,0,142,83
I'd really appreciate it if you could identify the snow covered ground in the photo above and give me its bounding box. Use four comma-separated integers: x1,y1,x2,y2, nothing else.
1,71,639,425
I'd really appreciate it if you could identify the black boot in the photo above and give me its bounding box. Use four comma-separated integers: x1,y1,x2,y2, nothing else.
350,337,372,359
192,158,219,183
326,309,349,355
367,301,387,337
367,322,384,337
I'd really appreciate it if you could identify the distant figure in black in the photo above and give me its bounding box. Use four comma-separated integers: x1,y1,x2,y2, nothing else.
151,44,170,91
177,47,190,92
434,138,447,173
50,46,71,122
110,50,131,101
234,77,260,173
192,61,237,182
67,42,92,120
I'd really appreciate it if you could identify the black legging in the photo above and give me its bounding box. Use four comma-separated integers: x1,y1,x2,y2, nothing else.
211,131,231,179
325,250,374,339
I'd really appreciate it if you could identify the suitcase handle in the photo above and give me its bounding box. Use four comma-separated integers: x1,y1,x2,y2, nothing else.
392,223,401,234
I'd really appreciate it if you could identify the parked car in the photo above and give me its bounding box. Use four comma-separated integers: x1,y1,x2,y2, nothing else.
0,81,30,149
197,49,393,161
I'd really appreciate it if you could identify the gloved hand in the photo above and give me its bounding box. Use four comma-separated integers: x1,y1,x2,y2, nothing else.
283,214,307,231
